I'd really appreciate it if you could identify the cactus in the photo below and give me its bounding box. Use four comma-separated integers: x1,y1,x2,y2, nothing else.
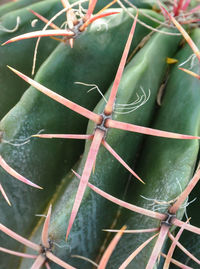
0,0,200,268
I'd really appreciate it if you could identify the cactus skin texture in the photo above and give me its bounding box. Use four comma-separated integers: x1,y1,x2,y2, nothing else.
19,25,181,269
0,0,200,269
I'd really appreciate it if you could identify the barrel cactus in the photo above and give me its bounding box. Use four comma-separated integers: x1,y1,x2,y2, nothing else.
0,0,200,268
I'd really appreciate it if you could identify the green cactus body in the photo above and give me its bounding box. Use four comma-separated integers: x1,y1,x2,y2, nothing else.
0,8,163,268
0,0,66,118
19,27,181,269
107,27,200,269
0,0,44,17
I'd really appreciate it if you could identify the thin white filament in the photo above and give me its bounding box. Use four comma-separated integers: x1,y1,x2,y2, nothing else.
75,81,107,103
0,16,20,33
2,129,44,147
114,87,151,114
